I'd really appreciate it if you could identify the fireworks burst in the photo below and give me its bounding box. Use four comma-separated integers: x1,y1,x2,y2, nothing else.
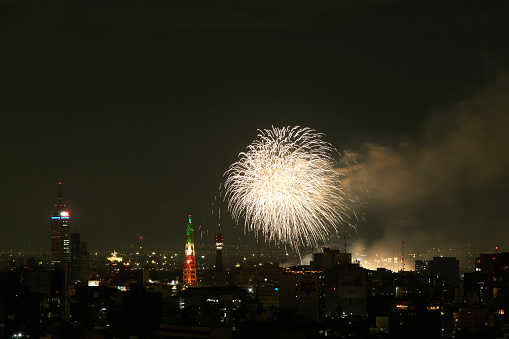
225,126,354,252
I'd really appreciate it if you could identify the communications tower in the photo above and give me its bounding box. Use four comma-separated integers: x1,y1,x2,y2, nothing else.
183,215,197,287
215,225,224,274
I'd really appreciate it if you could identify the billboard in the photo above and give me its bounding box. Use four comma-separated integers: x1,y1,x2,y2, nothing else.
339,270,366,299
298,274,318,297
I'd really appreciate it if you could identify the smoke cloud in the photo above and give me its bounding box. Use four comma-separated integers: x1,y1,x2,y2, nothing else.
353,77,509,252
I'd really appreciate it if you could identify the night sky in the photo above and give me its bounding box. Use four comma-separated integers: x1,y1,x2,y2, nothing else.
1,0,508,252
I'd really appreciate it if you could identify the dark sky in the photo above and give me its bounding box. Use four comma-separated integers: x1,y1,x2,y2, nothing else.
1,0,508,252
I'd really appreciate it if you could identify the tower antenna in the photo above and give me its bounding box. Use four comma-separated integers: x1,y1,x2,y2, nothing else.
56,181,63,210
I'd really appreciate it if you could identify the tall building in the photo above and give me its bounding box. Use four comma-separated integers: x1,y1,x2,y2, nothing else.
51,182,70,264
310,246,351,271
183,215,197,287
429,257,460,286
324,264,368,317
280,271,322,322
70,233,90,285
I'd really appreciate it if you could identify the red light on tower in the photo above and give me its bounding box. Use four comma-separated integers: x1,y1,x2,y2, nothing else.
215,233,224,249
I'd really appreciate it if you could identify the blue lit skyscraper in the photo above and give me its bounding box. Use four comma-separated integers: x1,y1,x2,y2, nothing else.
51,182,70,264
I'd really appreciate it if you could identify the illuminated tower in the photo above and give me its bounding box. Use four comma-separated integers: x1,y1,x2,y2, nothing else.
183,215,197,287
215,225,224,273
51,182,70,264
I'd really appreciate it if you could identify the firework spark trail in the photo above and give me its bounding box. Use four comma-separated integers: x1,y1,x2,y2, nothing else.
225,126,354,252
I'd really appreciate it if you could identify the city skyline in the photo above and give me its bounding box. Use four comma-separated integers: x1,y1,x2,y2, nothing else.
1,0,508,252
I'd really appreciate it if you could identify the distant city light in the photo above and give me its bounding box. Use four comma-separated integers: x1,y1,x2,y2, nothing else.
107,251,122,263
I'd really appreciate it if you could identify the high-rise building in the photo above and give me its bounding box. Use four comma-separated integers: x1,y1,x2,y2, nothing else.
310,246,351,271
429,256,460,286
324,263,367,317
183,215,197,287
51,182,70,264
280,271,322,322
70,233,90,285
